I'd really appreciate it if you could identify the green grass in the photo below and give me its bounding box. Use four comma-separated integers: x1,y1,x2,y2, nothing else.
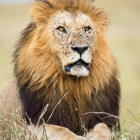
0,0,140,138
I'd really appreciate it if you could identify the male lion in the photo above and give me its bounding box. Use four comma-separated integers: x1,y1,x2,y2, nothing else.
0,0,120,139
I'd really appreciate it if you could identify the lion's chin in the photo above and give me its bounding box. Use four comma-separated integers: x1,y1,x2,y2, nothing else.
70,66,89,77
65,65,89,77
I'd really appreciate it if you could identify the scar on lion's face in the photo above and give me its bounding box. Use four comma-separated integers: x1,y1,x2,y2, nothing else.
48,10,94,77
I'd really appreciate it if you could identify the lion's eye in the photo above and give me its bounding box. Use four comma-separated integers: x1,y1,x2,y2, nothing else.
57,26,66,33
85,26,91,32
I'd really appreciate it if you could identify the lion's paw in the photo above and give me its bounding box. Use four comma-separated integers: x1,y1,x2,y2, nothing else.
86,123,111,140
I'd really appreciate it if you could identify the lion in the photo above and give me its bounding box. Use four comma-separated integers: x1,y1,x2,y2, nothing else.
0,0,120,139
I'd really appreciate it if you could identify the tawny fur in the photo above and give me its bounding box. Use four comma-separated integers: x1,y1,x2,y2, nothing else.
13,0,120,135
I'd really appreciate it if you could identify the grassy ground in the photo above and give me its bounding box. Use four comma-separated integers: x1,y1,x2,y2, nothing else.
0,0,140,137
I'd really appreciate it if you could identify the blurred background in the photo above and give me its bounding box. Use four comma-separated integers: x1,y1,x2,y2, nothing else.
0,0,140,129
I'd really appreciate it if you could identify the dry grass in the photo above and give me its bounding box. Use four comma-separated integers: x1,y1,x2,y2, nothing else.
0,112,47,140
0,108,140,139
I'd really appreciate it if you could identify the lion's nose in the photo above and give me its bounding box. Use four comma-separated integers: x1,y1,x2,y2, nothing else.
71,46,88,56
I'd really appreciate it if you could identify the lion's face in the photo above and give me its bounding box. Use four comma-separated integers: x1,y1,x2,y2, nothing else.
48,10,94,77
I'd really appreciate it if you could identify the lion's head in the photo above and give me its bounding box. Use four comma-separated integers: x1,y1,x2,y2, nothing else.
48,10,94,77
14,0,117,95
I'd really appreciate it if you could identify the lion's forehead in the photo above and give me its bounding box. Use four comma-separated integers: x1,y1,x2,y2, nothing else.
50,10,94,29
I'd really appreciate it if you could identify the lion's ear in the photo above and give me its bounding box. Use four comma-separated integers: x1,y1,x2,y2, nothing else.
29,1,53,24
91,7,109,32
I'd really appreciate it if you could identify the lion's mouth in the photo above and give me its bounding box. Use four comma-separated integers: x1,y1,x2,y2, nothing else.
65,59,89,72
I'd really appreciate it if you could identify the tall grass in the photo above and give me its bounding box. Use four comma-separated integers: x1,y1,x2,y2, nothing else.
0,109,140,139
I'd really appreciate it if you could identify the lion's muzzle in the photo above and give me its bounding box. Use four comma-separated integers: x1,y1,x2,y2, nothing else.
63,44,92,77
